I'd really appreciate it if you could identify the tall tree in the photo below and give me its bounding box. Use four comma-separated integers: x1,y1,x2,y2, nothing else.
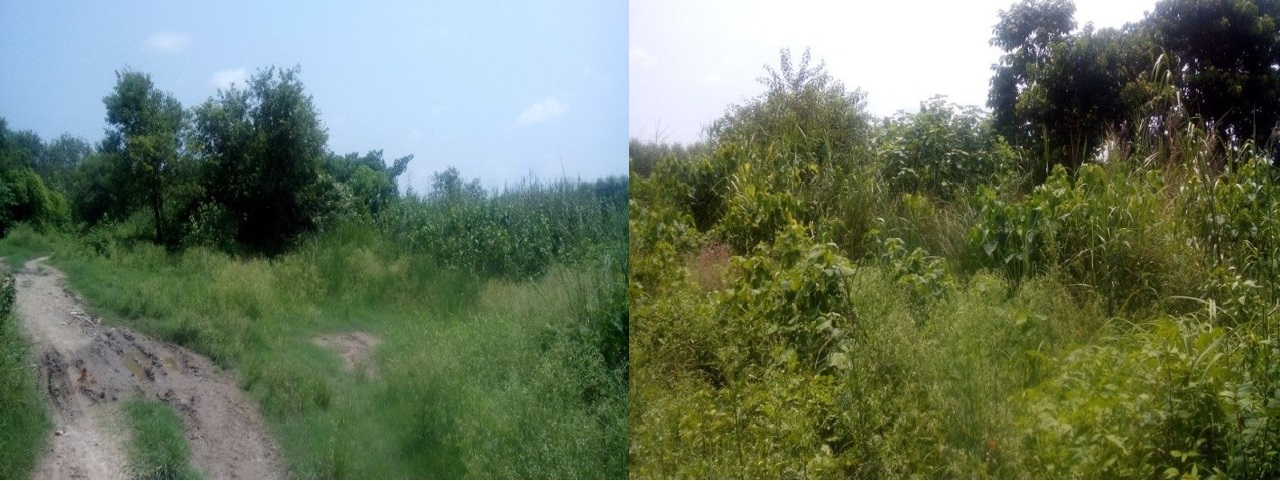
193,65,329,253
989,0,1078,149
991,0,1155,179
1149,0,1280,151
37,133,92,194
102,69,185,243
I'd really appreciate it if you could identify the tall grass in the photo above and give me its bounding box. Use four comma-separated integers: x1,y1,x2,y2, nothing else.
0,175,628,478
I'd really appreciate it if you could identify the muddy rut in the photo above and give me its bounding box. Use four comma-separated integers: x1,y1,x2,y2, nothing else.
12,257,285,479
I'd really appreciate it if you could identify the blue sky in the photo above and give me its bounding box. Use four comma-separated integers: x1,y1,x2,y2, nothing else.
631,0,1157,144
0,1,627,192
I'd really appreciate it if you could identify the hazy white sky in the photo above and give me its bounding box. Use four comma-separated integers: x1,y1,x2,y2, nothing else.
630,0,1158,144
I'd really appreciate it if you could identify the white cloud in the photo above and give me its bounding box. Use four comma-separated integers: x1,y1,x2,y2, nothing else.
630,47,658,69
516,97,568,126
146,31,190,53
209,68,247,90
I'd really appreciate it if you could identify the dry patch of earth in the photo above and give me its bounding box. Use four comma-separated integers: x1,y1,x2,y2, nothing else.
310,331,381,378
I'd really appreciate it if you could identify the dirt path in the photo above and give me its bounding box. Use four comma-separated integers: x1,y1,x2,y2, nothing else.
12,257,286,479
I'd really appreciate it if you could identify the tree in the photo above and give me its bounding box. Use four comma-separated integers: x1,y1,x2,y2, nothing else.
102,69,185,243
0,119,68,235
37,133,92,194
428,166,486,203
990,1,1155,179
323,149,413,215
709,48,873,169
1149,0,1280,152
989,0,1078,149
192,65,329,253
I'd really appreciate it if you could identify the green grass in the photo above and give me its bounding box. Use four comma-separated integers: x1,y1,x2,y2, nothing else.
0,271,50,479
0,207,627,478
122,399,201,479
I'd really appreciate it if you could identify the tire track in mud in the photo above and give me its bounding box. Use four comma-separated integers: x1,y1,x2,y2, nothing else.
12,257,286,479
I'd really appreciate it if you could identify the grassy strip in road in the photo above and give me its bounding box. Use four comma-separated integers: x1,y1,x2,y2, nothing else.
122,398,201,479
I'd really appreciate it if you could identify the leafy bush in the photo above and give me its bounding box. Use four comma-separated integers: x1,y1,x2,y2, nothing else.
718,222,857,375
0,167,69,236
971,163,1196,313
1020,313,1280,479
881,236,952,308
880,96,1018,201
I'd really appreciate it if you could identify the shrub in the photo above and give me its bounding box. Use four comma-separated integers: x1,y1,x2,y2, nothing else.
880,96,1019,201
717,222,857,375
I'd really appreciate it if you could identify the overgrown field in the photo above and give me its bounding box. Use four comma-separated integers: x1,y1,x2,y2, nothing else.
630,48,1280,478
0,176,628,478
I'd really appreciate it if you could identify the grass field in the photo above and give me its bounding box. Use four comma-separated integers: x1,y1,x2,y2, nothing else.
0,178,627,478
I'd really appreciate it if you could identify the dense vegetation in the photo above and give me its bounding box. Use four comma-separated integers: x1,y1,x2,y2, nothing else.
630,0,1280,478
0,64,626,478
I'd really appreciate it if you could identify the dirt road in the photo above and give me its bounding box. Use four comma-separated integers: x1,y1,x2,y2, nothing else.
12,257,286,479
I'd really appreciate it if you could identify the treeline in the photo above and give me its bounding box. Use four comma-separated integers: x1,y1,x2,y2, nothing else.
989,0,1280,179
0,66,627,280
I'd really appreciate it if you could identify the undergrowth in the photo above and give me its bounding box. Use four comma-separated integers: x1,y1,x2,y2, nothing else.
631,71,1280,477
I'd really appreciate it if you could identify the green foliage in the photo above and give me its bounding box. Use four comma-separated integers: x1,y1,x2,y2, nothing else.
880,236,953,307
718,222,857,374
0,269,50,479
992,0,1280,174
122,399,201,479
971,163,1196,313
880,96,1019,201
0,173,627,478
710,48,873,171
628,138,708,178
1021,313,1280,479
1149,0,1280,152
716,158,803,253
0,120,71,236
35,133,92,194
381,170,627,282
191,65,329,254
103,69,186,244
634,44,1280,479
0,167,70,236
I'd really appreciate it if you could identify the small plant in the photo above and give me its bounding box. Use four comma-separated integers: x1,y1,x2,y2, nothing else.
881,236,952,308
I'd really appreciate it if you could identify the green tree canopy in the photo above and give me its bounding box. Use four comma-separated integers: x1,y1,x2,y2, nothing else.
1149,0,1280,150
192,65,329,253
102,69,185,243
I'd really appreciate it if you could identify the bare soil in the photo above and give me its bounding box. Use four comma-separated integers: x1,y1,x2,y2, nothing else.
310,331,381,378
11,257,286,479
